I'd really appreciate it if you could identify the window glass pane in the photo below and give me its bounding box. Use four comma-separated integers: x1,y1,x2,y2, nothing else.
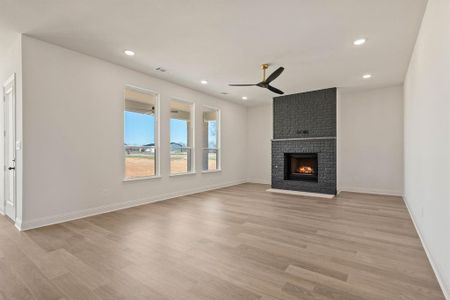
170,100,193,174
124,88,157,178
205,148,218,171
208,120,217,148
202,108,219,171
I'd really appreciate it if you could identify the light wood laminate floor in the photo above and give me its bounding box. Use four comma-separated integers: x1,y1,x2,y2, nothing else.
0,183,444,299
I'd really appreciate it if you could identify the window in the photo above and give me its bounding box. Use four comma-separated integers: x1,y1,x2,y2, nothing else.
124,87,159,179
202,107,220,171
170,99,194,174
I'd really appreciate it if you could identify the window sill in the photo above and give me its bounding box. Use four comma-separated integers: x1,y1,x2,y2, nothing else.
169,172,197,177
202,169,222,174
123,175,162,182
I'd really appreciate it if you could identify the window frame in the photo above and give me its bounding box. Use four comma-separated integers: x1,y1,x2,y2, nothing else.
201,105,221,173
169,97,195,176
123,85,161,181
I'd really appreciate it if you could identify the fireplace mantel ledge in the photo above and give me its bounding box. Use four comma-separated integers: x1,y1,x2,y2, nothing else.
272,137,336,142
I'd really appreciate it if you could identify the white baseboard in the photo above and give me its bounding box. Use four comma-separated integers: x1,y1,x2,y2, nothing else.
266,188,335,199
403,196,449,299
246,178,270,184
338,186,403,197
18,179,247,231
14,218,22,231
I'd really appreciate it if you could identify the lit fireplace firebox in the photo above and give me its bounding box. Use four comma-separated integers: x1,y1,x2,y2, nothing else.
284,153,318,182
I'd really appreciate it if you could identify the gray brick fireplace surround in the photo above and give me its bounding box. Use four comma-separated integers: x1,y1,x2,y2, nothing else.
272,88,337,195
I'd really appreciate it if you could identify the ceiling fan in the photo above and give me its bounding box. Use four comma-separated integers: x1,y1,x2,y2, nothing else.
229,64,285,95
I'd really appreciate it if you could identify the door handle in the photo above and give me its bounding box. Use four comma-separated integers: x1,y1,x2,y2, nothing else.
8,167,15,170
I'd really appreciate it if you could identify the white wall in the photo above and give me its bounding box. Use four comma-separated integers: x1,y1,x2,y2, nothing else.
0,32,23,224
20,36,248,229
404,0,450,297
246,104,272,184
338,85,404,196
245,86,404,196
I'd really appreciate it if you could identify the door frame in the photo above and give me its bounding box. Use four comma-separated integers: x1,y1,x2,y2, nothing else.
1,73,16,220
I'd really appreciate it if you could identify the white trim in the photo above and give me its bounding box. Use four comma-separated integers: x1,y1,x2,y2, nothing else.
217,109,221,170
14,218,22,231
202,169,222,174
123,175,162,182
3,73,15,88
403,196,449,299
246,178,270,184
338,186,403,197
266,188,335,199
336,89,341,193
154,92,161,177
3,73,17,222
169,97,195,174
123,85,161,179
201,105,221,171
124,84,159,98
201,104,220,111
17,179,247,231
169,172,196,177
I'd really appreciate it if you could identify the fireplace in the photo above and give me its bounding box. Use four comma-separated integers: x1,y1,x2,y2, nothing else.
284,153,318,182
272,88,336,194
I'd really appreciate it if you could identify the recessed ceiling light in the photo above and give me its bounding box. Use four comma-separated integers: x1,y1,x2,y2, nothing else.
353,38,367,46
124,50,135,56
362,74,372,79
242,96,248,100
201,80,208,85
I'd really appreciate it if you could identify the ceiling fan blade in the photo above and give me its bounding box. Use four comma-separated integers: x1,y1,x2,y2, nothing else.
267,85,284,95
229,84,257,86
265,67,284,84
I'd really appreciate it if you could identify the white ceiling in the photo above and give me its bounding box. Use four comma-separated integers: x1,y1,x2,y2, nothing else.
0,0,426,106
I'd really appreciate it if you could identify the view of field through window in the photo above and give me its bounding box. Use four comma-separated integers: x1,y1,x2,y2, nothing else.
203,108,219,171
170,118,190,174
124,88,157,179
124,88,220,178
170,100,194,174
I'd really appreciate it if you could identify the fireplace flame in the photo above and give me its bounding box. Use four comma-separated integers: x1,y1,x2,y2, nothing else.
297,166,314,174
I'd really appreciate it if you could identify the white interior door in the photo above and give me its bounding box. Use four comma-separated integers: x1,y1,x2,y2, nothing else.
3,74,16,221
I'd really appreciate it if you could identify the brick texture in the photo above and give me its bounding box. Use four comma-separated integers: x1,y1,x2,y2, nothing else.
272,88,337,195
273,88,336,139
